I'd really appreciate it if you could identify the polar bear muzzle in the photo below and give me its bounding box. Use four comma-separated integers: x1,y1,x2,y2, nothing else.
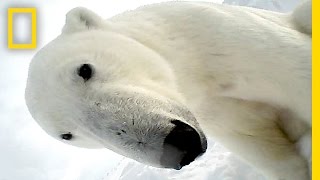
79,89,208,169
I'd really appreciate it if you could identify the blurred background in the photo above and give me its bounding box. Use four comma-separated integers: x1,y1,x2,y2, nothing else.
0,0,300,179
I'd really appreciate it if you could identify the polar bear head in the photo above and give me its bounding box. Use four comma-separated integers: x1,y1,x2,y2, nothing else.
25,7,207,170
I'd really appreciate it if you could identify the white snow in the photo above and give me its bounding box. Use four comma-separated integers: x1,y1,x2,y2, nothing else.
0,0,300,180
106,140,266,180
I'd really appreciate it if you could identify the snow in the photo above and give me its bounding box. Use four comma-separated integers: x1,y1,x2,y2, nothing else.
105,140,265,180
0,0,300,180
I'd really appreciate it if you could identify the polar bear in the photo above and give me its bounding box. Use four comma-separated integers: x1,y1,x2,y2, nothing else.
25,1,311,180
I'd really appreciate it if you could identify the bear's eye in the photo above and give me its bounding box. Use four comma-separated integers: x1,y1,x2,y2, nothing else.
60,133,73,140
77,64,93,81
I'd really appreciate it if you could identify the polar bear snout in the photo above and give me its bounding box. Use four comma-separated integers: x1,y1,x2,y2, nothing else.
161,120,207,170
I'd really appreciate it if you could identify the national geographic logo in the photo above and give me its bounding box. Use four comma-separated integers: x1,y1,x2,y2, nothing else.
7,8,37,49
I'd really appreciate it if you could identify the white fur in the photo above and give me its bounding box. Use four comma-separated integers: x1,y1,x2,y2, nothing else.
25,1,311,180
291,0,311,35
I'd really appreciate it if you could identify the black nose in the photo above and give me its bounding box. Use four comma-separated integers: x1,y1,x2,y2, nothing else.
60,133,73,140
161,120,207,170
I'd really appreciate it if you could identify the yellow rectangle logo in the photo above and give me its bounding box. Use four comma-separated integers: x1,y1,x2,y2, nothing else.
8,8,37,49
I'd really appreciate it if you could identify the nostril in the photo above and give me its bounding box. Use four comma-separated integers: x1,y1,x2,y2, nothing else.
161,120,206,169
78,64,93,81
61,133,73,140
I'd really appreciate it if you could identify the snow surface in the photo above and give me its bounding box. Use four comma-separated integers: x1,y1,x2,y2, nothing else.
105,140,265,180
0,0,300,180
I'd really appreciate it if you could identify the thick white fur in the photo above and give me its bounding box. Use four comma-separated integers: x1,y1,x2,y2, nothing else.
107,2,311,179
26,1,311,180
291,0,312,35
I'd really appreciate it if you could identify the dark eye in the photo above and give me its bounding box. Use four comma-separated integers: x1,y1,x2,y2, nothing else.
60,133,73,140
78,64,93,81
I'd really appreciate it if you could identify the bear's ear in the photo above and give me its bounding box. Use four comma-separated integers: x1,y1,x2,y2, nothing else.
292,0,311,35
62,7,104,34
